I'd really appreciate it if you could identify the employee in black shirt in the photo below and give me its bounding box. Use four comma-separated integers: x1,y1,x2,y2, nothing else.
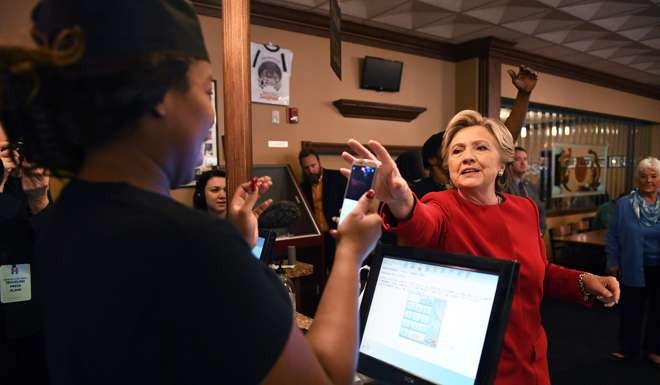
1,126,50,385
0,1,382,385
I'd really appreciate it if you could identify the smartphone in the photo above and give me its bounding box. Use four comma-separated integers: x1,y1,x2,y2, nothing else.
338,159,380,224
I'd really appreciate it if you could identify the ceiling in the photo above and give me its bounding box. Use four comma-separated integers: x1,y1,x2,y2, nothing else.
255,0,660,86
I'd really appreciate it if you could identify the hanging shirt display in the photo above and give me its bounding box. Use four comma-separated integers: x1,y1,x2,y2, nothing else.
251,42,293,105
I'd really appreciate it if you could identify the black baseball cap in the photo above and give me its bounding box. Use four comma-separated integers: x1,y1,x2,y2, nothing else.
32,0,209,64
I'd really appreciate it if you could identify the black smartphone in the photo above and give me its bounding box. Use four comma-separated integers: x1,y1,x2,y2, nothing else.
338,159,379,224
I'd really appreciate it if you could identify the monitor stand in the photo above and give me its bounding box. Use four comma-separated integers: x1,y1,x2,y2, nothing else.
355,373,386,385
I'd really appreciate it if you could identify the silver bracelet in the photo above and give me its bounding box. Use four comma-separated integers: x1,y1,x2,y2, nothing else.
578,272,593,301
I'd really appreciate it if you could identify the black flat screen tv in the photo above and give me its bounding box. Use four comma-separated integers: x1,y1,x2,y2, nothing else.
360,56,403,92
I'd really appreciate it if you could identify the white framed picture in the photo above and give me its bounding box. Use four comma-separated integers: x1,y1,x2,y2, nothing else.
251,42,293,105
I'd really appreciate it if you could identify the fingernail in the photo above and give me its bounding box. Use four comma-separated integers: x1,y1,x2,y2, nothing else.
366,190,375,199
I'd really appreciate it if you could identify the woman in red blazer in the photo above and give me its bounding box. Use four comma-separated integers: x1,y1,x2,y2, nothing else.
342,110,620,385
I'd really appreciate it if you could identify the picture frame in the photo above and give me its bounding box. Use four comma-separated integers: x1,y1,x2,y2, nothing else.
551,143,607,197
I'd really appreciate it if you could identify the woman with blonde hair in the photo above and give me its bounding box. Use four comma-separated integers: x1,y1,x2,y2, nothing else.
607,156,660,366
342,110,620,385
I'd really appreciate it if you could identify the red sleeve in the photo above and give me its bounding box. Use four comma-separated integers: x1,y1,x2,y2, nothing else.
544,264,587,304
380,193,447,249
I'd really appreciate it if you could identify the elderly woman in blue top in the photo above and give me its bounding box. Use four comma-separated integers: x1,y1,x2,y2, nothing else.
607,156,660,365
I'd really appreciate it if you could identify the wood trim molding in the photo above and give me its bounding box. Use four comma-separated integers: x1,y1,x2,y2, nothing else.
301,141,420,157
477,55,490,116
192,2,660,101
193,2,221,17
332,99,426,122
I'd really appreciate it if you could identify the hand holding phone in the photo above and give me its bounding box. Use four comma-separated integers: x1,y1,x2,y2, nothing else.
342,139,414,220
338,158,380,224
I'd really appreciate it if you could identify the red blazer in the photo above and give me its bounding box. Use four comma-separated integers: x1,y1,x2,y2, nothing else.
382,189,586,385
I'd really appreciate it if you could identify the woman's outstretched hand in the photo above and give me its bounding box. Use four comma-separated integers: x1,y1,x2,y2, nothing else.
583,273,620,308
341,139,415,220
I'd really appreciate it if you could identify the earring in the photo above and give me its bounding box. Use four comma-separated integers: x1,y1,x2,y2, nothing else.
498,169,504,176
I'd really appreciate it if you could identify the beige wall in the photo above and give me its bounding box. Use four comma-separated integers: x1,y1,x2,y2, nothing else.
219,21,456,174
0,0,37,47
501,64,660,123
177,17,457,206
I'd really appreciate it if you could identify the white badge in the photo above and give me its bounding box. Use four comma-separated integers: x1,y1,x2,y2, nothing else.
0,264,32,304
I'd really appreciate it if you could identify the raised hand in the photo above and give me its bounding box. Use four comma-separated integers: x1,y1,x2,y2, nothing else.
228,176,273,248
341,139,414,220
507,65,538,94
20,165,49,197
19,166,50,214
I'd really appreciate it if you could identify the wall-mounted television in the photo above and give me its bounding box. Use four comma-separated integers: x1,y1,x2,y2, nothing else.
360,56,403,92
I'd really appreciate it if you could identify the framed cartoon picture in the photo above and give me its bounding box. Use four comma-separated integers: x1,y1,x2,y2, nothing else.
551,143,607,197
182,79,220,186
250,42,293,105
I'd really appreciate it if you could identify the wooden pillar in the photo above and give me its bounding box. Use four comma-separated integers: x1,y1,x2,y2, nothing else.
222,0,252,197
477,54,502,119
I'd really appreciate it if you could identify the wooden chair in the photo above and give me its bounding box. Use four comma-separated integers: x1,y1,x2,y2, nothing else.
575,219,591,233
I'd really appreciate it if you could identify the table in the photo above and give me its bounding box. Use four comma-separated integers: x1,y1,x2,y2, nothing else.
271,262,314,314
552,229,607,247
283,262,313,279
295,312,313,331
552,229,607,274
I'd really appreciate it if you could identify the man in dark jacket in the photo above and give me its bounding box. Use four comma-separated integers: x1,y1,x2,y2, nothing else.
298,148,346,274
506,146,545,233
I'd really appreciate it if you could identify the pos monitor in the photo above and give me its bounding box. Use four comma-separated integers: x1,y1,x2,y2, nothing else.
358,245,519,385
251,230,276,264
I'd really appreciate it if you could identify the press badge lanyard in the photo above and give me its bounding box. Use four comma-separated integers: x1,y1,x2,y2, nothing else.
0,263,32,303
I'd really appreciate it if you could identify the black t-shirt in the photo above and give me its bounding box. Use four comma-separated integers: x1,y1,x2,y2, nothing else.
1,176,49,339
35,180,292,385
1,176,50,385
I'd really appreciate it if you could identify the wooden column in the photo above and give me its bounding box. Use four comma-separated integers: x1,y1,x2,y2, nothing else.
222,0,252,197
477,54,502,119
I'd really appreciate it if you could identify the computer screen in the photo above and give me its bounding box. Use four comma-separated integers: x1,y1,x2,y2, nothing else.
251,236,266,260
358,247,518,385
250,230,276,264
